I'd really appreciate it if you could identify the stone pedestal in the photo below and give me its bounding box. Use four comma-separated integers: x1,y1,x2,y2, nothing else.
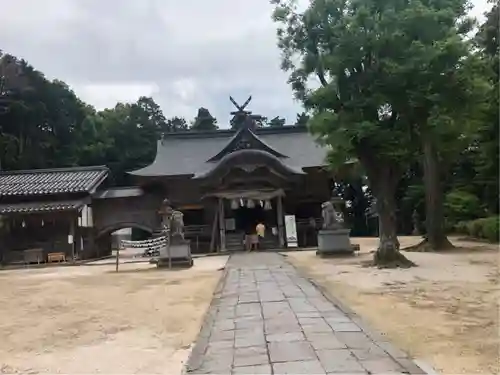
154,239,193,268
316,228,354,257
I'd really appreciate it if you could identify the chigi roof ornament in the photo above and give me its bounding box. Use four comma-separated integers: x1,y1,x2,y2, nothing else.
229,95,265,130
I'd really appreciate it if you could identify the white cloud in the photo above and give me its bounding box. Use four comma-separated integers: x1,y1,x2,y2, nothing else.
470,0,491,20
0,0,493,129
172,78,197,102
75,83,160,110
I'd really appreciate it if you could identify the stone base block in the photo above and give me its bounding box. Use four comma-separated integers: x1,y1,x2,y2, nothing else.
153,257,193,268
152,241,193,268
316,228,354,257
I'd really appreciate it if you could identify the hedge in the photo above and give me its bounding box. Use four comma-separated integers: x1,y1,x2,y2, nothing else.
455,216,499,242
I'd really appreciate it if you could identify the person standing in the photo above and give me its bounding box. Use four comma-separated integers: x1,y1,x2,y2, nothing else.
255,222,266,250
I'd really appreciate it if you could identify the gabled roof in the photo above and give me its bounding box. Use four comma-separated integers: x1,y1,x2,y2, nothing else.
207,126,287,162
129,126,328,178
93,187,143,199
0,200,86,214
0,166,109,197
196,149,305,180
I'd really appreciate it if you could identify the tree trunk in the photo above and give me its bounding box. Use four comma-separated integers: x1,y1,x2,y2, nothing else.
421,132,453,250
375,186,400,259
366,165,415,268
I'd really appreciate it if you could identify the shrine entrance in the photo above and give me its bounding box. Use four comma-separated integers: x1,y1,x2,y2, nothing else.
234,205,265,234
231,196,279,233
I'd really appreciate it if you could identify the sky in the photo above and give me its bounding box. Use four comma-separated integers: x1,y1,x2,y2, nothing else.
0,0,492,128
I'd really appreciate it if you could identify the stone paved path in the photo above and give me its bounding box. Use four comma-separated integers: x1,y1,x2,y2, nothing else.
185,253,426,374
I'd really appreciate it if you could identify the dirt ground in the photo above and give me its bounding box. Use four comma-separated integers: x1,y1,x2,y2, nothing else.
0,255,228,374
286,236,499,374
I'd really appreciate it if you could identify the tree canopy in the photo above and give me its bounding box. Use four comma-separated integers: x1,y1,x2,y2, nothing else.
191,107,218,131
271,0,497,263
0,52,218,182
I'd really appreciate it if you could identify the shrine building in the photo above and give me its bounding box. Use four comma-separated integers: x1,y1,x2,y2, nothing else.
0,99,332,264
129,119,331,252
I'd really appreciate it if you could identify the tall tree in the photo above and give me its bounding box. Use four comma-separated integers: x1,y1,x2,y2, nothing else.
295,112,309,127
383,0,487,251
272,0,417,266
82,98,161,184
135,96,166,131
163,116,188,134
267,116,286,127
0,54,92,170
272,0,487,254
472,0,499,214
191,107,218,131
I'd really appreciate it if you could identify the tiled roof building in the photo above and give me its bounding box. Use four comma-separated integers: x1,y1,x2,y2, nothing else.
0,166,108,197
0,166,109,265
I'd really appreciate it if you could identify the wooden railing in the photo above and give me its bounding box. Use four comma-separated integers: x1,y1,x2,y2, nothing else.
184,224,210,236
296,217,322,228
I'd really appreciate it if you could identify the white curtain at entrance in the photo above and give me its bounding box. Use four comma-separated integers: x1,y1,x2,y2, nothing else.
230,199,239,210
264,200,272,211
211,188,285,201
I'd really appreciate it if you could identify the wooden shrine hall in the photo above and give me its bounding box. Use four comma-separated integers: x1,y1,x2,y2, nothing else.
129,97,332,252
0,97,332,264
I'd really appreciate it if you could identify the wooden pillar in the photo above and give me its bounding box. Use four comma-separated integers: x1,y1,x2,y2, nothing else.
69,216,76,263
218,198,226,252
209,203,219,253
277,195,285,248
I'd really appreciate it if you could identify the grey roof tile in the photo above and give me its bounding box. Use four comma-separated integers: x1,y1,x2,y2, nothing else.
0,166,108,196
129,127,328,177
93,187,143,199
0,200,85,214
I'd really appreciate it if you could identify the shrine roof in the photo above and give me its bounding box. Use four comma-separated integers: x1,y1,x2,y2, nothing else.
93,187,143,199
129,126,328,178
0,199,85,214
0,166,109,197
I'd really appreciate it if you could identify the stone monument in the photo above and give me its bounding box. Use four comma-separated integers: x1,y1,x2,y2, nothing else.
316,189,355,257
154,199,193,268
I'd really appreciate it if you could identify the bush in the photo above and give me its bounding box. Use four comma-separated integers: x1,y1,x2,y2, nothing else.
445,190,482,223
480,217,500,242
466,219,483,238
454,220,469,235
455,216,499,242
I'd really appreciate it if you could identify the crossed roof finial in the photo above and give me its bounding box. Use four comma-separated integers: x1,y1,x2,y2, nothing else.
229,95,252,115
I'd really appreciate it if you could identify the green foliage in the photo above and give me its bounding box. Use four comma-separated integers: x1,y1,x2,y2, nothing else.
471,1,500,214
267,116,286,127
85,98,161,184
0,53,93,170
445,190,482,223
164,116,188,134
191,107,218,131
455,216,499,242
271,0,494,251
0,52,220,185
295,112,309,127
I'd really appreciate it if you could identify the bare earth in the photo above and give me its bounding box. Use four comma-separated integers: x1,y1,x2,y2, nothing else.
286,236,499,375
0,255,228,374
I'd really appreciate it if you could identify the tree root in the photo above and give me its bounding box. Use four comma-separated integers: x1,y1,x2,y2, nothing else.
374,251,416,269
404,237,455,252
364,250,417,269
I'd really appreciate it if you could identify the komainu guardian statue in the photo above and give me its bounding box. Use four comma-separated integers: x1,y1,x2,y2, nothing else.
317,188,354,257
171,210,185,240
321,201,344,230
154,198,192,268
